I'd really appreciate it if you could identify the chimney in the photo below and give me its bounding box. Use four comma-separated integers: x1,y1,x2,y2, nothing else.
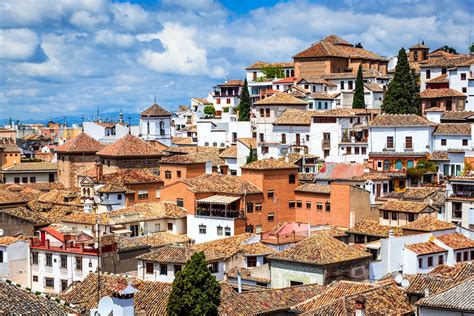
96,162,103,182
112,282,138,316
237,271,242,294
354,298,366,316
388,229,394,238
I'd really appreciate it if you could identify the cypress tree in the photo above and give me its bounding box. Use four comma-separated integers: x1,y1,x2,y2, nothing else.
352,65,365,109
167,252,221,316
382,48,420,114
238,79,251,121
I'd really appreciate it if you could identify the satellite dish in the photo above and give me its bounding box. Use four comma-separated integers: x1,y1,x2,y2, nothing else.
401,279,410,288
394,273,403,284
97,296,113,315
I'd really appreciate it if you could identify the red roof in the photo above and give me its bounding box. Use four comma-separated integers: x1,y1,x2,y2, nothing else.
43,227,65,242
56,133,102,153
273,77,297,84
97,134,166,158
140,103,171,117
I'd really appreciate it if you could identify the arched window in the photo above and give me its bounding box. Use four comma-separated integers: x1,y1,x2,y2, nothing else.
407,160,414,169
159,121,165,136
395,160,403,170
383,160,390,171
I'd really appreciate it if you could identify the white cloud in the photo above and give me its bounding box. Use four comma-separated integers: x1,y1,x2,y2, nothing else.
0,28,39,60
70,10,109,29
94,29,135,47
110,2,152,32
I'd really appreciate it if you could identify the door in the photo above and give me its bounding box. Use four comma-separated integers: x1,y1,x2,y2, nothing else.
296,134,301,146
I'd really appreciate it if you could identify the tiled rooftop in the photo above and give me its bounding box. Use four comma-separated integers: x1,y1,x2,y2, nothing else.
295,183,331,194
107,202,187,224
406,274,456,296
97,134,166,157
434,123,471,135
430,150,449,161
159,154,207,164
0,236,28,246
378,200,432,214
268,234,370,265
420,88,466,98
426,74,449,83
237,137,256,149
369,114,436,127
0,206,49,226
183,173,262,194
171,136,193,145
253,93,308,105
273,109,316,125
416,277,474,312
218,146,237,159
56,132,102,153
241,158,299,170
140,103,172,117
419,55,474,68
347,220,403,238
441,111,474,121
436,233,474,250
402,187,442,200
245,61,294,70
405,241,447,255
4,162,57,172
401,214,455,232
100,168,162,184
97,183,128,193
314,162,365,180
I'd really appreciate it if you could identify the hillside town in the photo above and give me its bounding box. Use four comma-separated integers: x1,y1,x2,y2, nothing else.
1,34,474,315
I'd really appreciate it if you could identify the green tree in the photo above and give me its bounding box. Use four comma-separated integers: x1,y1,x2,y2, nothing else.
246,146,257,163
204,105,215,117
352,65,365,109
469,43,474,53
167,252,221,316
237,79,251,121
261,65,284,79
382,48,420,114
440,45,457,54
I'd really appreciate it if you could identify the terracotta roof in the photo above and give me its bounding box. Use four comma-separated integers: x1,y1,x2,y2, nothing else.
425,106,443,112
100,169,162,184
420,88,466,98
429,262,474,280
0,190,26,205
132,231,190,248
245,61,294,70
441,111,474,121
436,233,474,250
402,214,455,232
61,273,172,314
219,146,237,159
237,137,256,149
0,280,78,314
419,55,474,68
295,183,331,194
430,150,449,161
314,162,365,180
97,134,165,157
310,226,348,238
299,77,336,86
140,103,172,117
369,114,436,127
241,158,299,170
322,69,389,80
406,273,455,296
253,93,308,105
108,202,187,224
350,172,390,181
186,151,225,167
416,277,474,312
97,183,127,193
293,35,387,61
240,241,276,256
37,189,81,206
347,220,403,238
191,97,212,104
165,145,221,154
268,234,370,265
171,136,193,145
379,200,433,214
434,123,471,135
218,79,244,86
273,109,316,125
4,162,57,172
406,241,447,255
273,77,297,84
428,50,458,58
184,173,262,194
159,154,207,164
137,245,190,264
402,187,442,201
226,266,270,284
426,74,449,83
0,206,49,225
311,108,356,117
0,236,28,246
311,92,337,99
61,212,106,225
410,42,429,49
56,132,102,153
364,82,384,92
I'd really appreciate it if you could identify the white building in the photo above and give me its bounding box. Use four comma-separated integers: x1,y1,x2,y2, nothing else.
83,120,129,144
171,105,196,138
446,177,474,230
139,103,172,146
0,237,29,287
2,162,57,184
196,116,252,148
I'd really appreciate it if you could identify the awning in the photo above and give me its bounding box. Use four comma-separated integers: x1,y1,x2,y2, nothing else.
197,195,240,205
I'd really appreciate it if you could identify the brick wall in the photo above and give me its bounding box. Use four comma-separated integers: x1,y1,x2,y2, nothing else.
58,153,97,188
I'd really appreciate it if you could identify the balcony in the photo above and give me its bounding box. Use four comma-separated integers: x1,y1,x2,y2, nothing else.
322,139,331,148
196,195,243,219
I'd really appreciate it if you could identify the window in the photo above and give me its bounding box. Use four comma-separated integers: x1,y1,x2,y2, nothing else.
268,213,275,221
355,235,365,244
464,251,469,261
199,225,206,234
45,277,54,288
386,136,394,149
33,275,38,282
30,177,36,183
174,265,182,274
405,136,412,149
14,177,19,183
176,171,181,178
281,133,286,144
165,171,171,179
32,252,38,265
160,264,168,275
61,279,68,292
461,73,467,80
130,224,139,237
167,223,173,231
259,133,264,142
471,251,474,260
176,198,184,207
340,81,345,90
60,255,67,269
442,68,447,75
441,139,447,146
261,146,269,154
76,257,82,271
296,200,302,208
117,194,122,200
348,80,353,90
427,256,433,267
289,174,296,184
216,98,221,104
267,190,274,198
246,225,254,233
392,212,397,220
354,147,360,155
290,281,303,286
395,160,402,170
325,202,331,212
463,139,468,146
46,253,53,267
289,201,295,208
383,211,389,219
407,160,414,169
226,98,231,104
456,252,462,262
217,226,223,236
255,203,262,211
306,134,310,141
232,132,237,142
0,251,3,263
260,108,265,117
418,258,423,268
316,203,323,211
247,256,257,268
22,177,28,183
225,226,231,236
438,255,444,265
383,160,390,171
138,190,148,199
408,213,415,222
426,69,431,79
209,262,219,273
265,108,270,117
246,203,253,213
306,201,311,209
346,147,352,154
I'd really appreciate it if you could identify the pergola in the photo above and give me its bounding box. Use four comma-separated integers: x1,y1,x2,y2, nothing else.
196,195,241,218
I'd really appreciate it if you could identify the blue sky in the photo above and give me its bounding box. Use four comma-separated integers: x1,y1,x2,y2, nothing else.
0,0,473,121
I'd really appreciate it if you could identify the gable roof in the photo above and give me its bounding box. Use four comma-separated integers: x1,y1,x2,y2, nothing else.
420,88,466,99
426,74,449,83
436,233,474,250
140,103,171,117
268,234,370,266
245,61,294,70
97,134,165,157
241,158,299,170
401,214,456,232
108,202,187,224
253,93,308,105
441,111,474,122
369,114,436,127
4,162,57,172
347,220,403,238
100,168,162,184
56,132,102,153
219,146,237,159
416,277,474,312
183,173,262,194
295,183,331,194
434,123,471,135
378,200,433,214
0,206,49,226
237,137,256,149
273,109,316,125
405,241,447,255
314,162,365,181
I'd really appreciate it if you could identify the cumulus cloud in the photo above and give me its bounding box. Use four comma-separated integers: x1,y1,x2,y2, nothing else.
0,28,40,60
94,29,135,47
70,10,109,29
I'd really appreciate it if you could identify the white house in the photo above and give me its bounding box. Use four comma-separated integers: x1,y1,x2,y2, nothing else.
196,117,252,148
83,120,129,144
445,177,474,229
2,162,57,184
0,237,29,287
139,103,172,146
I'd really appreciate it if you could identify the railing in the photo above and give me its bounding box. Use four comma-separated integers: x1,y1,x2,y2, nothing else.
196,207,243,218
404,143,414,151
341,136,368,143
451,191,474,198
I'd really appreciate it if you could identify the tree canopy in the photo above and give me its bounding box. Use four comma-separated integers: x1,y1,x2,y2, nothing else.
167,252,221,316
381,48,420,115
261,65,284,79
238,79,251,121
204,105,215,117
352,65,365,109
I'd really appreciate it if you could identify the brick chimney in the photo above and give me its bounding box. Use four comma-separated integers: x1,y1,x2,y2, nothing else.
354,297,366,316
96,161,103,182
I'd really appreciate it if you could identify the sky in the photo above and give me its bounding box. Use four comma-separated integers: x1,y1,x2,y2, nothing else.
0,0,473,121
